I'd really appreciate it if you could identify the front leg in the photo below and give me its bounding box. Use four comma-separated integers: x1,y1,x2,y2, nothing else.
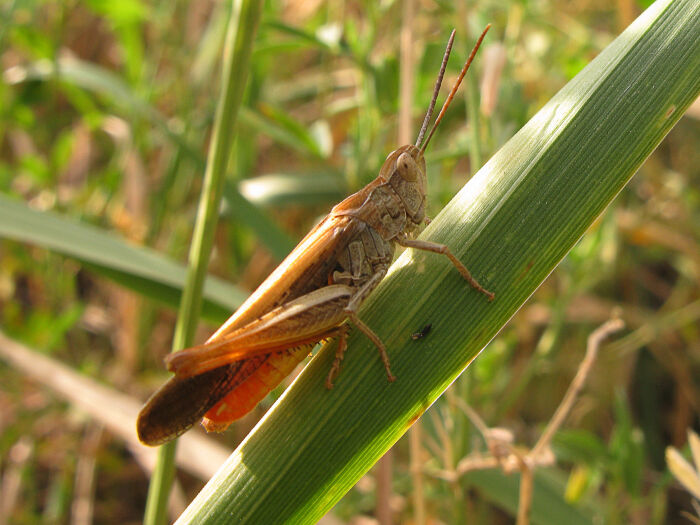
396,233,494,301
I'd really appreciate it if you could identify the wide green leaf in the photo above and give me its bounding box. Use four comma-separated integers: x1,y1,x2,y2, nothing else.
0,193,245,321
176,1,699,522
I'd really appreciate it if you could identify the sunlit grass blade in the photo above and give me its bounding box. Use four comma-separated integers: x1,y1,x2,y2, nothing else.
174,1,700,523
237,171,345,207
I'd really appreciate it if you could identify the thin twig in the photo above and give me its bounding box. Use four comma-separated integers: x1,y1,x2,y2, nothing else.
516,463,534,525
531,318,625,458
423,317,625,525
454,395,490,436
516,317,625,525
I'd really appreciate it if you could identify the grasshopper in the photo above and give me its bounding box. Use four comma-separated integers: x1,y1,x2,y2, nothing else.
137,26,493,446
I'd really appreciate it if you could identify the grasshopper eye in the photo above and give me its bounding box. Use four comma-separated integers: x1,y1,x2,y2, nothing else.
396,152,418,181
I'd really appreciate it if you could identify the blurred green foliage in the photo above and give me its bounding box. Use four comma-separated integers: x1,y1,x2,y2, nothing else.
0,0,698,524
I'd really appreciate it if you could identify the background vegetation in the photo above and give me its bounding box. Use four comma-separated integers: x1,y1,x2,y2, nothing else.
0,1,698,524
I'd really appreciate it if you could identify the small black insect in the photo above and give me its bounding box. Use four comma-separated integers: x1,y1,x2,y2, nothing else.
411,324,432,340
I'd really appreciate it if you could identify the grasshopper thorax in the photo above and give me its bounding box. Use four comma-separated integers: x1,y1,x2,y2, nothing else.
378,144,427,226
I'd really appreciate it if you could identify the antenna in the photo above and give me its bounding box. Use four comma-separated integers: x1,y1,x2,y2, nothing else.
414,30,455,148
418,24,491,155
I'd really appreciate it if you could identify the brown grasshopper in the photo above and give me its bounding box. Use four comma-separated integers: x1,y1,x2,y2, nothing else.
137,26,493,446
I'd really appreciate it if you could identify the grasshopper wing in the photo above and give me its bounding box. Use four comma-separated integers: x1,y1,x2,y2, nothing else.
138,214,361,445
165,285,353,376
212,213,362,333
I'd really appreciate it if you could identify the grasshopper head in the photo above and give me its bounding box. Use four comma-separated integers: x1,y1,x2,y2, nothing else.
390,27,490,227
379,144,427,224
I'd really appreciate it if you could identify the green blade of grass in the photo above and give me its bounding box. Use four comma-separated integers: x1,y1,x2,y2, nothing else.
0,193,244,321
174,1,700,523
143,1,264,524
